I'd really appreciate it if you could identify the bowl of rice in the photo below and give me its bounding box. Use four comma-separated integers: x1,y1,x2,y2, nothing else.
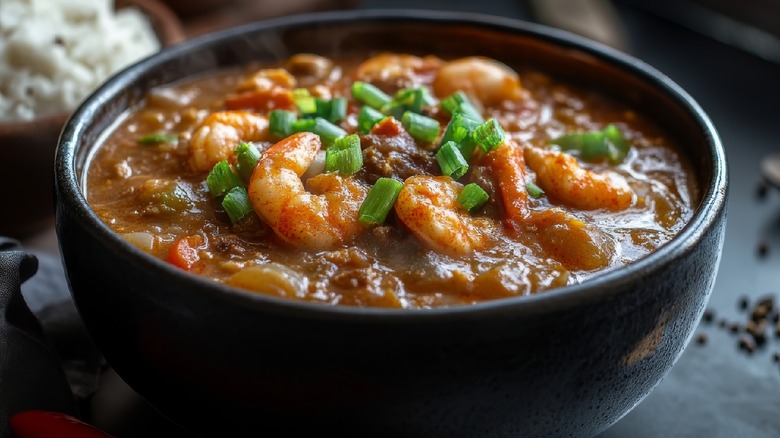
0,0,184,237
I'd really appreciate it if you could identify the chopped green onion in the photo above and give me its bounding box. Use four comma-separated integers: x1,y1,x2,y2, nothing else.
358,177,403,224
457,183,489,212
440,112,480,146
440,91,484,123
352,81,392,110
526,181,545,198
357,106,385,134
327,97,348,122
439,112,481,161
386,87,428,116
602,124,631,164
222,186,253,223
314,97,348,122
401,111,440,143
291,118,316,133
293,88,316,115
472,118,505,152
269,110,297,138
550,124,630,164
292,117,347,146
436,141,469,179
235,142,260,183
138,132,178,145
206,160,242,198
138,179,192,213
325,134,363,175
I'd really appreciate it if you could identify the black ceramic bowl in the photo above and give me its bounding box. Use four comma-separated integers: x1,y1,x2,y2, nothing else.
55,10,727,437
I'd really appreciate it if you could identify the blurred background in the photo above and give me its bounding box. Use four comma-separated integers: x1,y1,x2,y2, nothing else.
12,0,780,436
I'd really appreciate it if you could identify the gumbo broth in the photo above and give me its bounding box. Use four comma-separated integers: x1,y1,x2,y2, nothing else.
86,53,697,308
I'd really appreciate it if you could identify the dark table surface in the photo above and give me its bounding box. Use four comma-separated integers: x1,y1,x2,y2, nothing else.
14,0,780,436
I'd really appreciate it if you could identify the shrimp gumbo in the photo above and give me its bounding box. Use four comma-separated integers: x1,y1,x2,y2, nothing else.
86,53,698,308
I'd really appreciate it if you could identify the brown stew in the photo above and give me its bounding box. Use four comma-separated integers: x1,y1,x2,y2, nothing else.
86,53,697,308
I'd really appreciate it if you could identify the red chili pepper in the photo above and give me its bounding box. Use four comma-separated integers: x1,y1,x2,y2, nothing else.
9,410,113,438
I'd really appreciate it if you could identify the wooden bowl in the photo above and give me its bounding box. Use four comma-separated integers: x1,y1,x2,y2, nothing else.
0,0,184,238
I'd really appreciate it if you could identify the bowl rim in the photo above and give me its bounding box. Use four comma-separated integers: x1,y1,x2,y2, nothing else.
56,8,727,320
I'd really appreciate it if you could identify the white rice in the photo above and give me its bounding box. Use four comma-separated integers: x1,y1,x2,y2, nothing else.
0,0,160,121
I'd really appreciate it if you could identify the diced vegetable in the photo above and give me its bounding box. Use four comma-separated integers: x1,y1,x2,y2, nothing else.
401,111,440,143
550,124,631,164
290,117,348,146
526,181,545,198
352,81,392,110
457,183,490,212
440,91,484,122
222,186,253,223
357,106,385,134
436,141,469,179
440,112,481,161
138,178,192,213
206,160,242,198
472,118,505,153
269,110,297,138
359,177,403,224
325,134,363,175
315,96,347,122
385,87,429,117
167,235,202,271
138,132,178,145
234,142,260,183
292,88,317,114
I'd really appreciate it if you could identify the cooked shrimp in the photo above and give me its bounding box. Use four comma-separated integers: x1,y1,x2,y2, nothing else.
236,68,296,93
355,52,442,90
530,208,616,271
189,111,269,172
524,146,633,211
248,132,369,249
432,56,523,108
482,139,530,228
394,175,498,256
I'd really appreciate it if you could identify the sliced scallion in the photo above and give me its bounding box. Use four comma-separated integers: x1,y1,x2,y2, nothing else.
293,88,316,115
310,117,348,146
269,110,297,138
327,97,348,122
352,81,392,110
386,87,427,116
401,111,440,143
222,186,253,223
457,183,489,212
314,96,348,123
138,132,178,145
291,118,316,133
325,134,363,175
526,181,545,198
439,112,481,162
472,118,505,153
357,106,385,134
436,141,469,179
206,160,242,198
440,112,480,146
440,91,484,123
235,142,260,183
550,124,630,165
358,177,403,224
